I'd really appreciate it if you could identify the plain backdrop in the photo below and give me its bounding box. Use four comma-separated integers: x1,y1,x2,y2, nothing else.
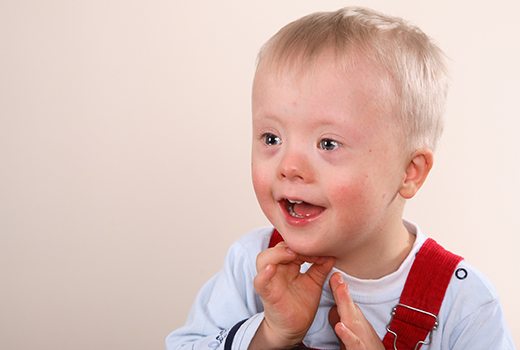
1,0,519,349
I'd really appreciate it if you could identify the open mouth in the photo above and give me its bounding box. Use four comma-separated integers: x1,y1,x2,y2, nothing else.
282,198,325,220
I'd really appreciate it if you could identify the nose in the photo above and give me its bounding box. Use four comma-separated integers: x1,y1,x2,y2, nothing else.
278,148,314,183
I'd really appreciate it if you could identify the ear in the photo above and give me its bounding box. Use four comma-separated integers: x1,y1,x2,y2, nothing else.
399,149,434,199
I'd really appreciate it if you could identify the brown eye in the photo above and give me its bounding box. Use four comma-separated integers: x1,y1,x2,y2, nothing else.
262,133,282,146
319,138,339,151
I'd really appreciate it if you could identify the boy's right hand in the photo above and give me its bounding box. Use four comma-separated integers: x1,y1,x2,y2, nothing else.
250,242,335,349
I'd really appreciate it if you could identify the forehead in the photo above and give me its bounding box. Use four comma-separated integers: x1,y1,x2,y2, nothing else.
252,50,397,128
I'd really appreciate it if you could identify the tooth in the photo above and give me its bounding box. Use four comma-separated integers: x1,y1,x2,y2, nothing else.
287,199,303,204
288,204,304,218
289,205,304,219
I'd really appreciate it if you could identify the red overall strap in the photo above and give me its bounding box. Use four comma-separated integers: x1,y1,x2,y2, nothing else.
382,238,463,350
268,229,284,248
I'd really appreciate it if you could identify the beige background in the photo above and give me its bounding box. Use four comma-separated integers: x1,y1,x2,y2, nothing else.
1,0,519,349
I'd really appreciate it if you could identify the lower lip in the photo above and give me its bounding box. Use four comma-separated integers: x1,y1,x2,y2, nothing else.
278,201,324,227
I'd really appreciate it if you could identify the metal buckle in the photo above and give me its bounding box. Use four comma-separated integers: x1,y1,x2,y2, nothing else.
385,303,438,350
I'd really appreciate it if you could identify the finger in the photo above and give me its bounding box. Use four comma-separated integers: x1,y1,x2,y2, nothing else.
254,263,278,296
329,272,358,322
295,254,334,265
335,322,364,350
256,242,298,272
304,256,336,287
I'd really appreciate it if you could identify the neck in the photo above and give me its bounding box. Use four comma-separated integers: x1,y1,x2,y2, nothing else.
334,220,415,279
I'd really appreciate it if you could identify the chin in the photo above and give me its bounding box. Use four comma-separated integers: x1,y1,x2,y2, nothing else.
282,232,328,257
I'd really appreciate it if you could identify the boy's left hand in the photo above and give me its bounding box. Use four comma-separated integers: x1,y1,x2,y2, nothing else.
328,272,385,350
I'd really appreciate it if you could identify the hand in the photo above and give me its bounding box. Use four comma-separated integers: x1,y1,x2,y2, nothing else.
328,272,385,350
251,242,335,349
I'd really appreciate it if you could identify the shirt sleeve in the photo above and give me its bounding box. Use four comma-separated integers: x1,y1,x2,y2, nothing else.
448,298,516,350
165,234,267,350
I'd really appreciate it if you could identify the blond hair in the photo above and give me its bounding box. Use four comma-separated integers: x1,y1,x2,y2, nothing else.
256,7,449,151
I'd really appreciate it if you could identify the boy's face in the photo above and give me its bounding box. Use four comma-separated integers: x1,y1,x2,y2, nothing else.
251,51,410,260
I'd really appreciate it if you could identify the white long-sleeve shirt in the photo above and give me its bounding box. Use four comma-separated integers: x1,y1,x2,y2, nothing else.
166,222,515,350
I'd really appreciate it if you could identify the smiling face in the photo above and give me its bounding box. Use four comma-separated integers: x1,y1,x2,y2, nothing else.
252,51,414,271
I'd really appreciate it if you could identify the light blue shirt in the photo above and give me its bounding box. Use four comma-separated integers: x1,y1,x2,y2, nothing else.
166,223,515,350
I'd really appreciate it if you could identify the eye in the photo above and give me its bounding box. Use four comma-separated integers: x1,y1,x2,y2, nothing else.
318,138,340,151
262,132,282,146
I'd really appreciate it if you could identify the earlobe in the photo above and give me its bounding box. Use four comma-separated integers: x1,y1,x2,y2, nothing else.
399,149,434,199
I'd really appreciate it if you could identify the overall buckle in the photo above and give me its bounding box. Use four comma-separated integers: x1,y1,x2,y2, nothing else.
385,303,438,350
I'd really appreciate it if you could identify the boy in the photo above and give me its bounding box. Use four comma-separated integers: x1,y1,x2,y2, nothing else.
166,7,514,349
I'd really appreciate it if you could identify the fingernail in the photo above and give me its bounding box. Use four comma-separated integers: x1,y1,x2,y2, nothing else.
286,247,296,255
336,274,344,284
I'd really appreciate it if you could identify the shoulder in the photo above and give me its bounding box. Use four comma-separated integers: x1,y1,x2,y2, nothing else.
412,225,499,314
190,227,275,308
443,259,499,317
234,226,274,250
222,227,274,274
439,259,515,347
230,226,274,257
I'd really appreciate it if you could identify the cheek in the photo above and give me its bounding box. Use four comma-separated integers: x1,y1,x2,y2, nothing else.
332,180,370,207
330,170,399,220
251,166,277,222
251,165,270,200
328,174,377,215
